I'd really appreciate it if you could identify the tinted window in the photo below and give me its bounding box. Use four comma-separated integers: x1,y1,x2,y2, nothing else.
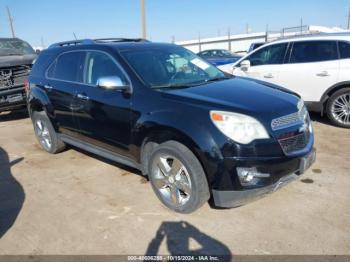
339,41,350,59
247,43,287,66
290,41,337,63
54,52,84,82
84,51,127,85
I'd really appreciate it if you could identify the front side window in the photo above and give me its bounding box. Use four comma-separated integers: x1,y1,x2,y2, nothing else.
290,41,338,63
121,46,225,88
247,43,287,66
52,52,85,82
339,41,350,59
84,51,127,85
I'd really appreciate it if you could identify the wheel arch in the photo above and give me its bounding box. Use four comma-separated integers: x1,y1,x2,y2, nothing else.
321,81,350,110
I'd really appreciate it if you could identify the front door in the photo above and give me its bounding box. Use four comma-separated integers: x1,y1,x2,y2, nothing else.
73,51,132,157
234,43,289,85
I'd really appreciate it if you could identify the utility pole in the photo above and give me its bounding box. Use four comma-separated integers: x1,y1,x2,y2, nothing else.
347,8,350,30
140,0,147,39
6,6,15,38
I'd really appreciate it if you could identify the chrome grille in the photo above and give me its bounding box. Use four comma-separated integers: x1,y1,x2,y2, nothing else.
279,131,310,155
0,65,31,90
271,108,306,131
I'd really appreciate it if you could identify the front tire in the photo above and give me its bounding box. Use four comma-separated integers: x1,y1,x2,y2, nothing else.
326,88,350,128
32,111,66,154
147,141,210,214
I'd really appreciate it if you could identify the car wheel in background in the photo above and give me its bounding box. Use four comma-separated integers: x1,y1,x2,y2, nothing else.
148,141,210,214
326,88,350,128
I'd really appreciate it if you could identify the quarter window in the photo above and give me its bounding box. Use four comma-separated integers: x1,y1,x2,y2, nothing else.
53,52,85,82
84,51,127,85
339,41,350,59
290,41,338,63
247,43,287,66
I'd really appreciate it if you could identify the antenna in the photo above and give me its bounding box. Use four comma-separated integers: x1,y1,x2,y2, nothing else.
73,32,78,40
6,6,15,38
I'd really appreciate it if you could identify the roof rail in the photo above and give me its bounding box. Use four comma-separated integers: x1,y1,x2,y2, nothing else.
94,38,149,42
49,39,94,49
271,31,350,42
49,38,149,49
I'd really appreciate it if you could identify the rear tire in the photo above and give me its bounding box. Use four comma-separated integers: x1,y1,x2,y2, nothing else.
147,141,210,214
32,111,66,154
326,88,350,128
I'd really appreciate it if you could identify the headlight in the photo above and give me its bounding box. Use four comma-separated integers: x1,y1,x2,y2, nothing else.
210,111,269,144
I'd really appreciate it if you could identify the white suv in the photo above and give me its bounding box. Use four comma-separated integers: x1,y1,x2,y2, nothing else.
219,33,350,128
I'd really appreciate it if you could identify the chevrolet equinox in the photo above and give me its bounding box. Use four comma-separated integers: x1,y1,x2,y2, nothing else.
27,38,316,213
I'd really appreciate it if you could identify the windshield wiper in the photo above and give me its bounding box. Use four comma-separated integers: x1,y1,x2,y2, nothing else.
205,75,233,83
152,81,205,89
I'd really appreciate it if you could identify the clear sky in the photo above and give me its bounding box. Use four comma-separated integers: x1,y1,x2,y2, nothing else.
0,0,349,47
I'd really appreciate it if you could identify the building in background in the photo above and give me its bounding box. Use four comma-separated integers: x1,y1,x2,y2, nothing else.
176,25,349,55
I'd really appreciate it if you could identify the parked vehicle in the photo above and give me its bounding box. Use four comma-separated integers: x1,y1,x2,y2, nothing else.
0,38,37,113
248,42,265,53
197,49,241,66
219,33,350,128
27,38,315,213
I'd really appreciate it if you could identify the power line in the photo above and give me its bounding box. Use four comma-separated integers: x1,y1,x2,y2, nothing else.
6,6,15,38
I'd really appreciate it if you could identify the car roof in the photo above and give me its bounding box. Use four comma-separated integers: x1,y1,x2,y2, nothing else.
270,32,350,45
47,38,177,52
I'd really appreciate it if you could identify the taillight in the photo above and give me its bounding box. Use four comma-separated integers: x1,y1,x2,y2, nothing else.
24,79,30,93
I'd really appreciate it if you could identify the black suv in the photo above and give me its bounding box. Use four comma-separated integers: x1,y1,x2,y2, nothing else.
0,38,37,113
27,38,315,213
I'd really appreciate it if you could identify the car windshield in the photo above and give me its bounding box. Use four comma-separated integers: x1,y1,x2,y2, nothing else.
0,39,35,56
121,46,227,88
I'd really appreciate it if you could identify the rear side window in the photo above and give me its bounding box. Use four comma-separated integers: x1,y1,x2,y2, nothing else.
84,51,127,85
48,51,85,82
338,41,350,59
247,43,288,66
290,41,338,63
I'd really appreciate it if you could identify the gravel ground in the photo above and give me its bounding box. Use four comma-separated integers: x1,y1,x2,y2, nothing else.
0,110,349,255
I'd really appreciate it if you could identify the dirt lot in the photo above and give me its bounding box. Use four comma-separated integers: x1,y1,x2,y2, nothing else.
0,110,349,256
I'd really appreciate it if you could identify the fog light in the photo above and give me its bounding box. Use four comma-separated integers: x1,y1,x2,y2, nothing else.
237,167,270,186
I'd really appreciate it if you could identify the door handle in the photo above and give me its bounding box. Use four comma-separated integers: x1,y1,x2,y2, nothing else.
77,93,89,100
316,71,329,77
264,73,274,79
44,84,53,90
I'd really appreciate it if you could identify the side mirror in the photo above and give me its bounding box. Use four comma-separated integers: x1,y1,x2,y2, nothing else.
35,49,41,54
240,60,251,72
96,76,131,93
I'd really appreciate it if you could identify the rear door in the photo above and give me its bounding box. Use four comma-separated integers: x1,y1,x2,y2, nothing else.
46,51,85,137
233,43,288,85
73,50,132,156
277,41,339,102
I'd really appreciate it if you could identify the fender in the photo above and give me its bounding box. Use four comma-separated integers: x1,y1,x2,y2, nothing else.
131,110,226,184
320,81,350,103
27,86,56,125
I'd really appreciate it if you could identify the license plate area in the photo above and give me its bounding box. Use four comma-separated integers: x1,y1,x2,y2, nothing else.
7,94,24,103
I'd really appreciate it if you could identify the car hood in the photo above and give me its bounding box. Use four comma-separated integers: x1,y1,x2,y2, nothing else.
0,54,37,68
162,77,300,122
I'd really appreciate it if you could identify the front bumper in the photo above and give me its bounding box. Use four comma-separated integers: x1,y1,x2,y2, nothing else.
212,148,316,208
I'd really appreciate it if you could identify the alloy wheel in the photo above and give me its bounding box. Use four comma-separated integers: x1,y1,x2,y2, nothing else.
152,154,192,207
331,93,350,125
35,120,52,151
